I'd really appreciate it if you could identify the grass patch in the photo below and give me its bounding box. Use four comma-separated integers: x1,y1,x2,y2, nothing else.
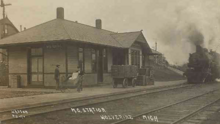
153,66,186,81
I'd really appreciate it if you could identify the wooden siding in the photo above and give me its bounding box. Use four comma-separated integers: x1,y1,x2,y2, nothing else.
44,47,66,86
9,74,28,87
44,74,66,86
84,47,92,73
7,44,115,87
131,42,142,50
8,47,28,74
8,47,28,87
44,47,66,73
67,45,78,73
83,74,97,86
103,73,113,84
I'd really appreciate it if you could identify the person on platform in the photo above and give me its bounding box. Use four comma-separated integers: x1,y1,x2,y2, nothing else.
77,66,84,92
54,65,60,90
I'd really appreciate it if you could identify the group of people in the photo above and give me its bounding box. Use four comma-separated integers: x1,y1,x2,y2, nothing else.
54,65,84,92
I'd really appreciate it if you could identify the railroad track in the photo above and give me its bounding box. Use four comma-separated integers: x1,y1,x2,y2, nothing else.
112,88,220,124
0,84,191,123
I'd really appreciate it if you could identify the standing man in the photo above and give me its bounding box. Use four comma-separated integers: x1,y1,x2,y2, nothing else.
54,65,60,90
77,66,84,92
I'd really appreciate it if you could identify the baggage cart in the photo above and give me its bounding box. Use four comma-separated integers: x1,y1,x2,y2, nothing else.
137,66,154,86
111,65,138,88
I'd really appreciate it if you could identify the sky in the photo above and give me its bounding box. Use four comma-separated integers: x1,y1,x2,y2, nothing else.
2,0,220,65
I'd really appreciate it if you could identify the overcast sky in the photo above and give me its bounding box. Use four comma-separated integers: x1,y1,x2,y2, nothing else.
2,0,220,65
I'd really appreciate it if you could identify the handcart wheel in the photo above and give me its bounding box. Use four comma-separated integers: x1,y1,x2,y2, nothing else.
132,78,136,87
122,78,128,88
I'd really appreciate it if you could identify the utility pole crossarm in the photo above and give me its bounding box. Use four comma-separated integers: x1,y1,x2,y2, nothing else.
3,3,11,6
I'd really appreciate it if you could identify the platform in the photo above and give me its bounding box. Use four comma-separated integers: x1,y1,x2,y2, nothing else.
0,80,186,111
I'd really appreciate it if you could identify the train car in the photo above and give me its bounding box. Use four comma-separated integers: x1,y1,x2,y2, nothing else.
184,45,220,83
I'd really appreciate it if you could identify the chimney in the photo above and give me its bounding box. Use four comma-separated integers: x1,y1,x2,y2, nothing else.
155,42,157,51
96,19,102,29
57,7,64,19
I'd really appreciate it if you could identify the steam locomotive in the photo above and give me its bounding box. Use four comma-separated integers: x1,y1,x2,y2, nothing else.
184,45,220,83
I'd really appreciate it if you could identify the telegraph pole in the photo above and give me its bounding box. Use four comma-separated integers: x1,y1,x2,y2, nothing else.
0,0,11,38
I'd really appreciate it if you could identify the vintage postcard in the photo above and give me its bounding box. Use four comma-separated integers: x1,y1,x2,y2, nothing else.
0,0,220,124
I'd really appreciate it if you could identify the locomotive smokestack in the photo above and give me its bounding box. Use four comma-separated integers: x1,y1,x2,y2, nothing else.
196,45,202,53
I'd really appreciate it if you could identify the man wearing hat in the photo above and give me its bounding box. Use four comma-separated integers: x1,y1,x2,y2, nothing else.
54,65,60,90
77,66,84,92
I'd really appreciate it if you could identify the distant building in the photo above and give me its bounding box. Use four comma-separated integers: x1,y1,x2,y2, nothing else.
0,16,19,86
0,8,153,88
149,49,167,66
0,16,19,62
0,17,19,38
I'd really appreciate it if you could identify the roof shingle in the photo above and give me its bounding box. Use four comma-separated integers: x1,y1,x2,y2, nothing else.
111,31,141,48
0,18,150,51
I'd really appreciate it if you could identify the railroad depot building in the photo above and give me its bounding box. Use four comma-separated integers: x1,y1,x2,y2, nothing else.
0,8,153,88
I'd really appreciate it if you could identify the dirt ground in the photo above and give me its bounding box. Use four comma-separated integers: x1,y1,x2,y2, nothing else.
0,90,56,99
4,83,220,124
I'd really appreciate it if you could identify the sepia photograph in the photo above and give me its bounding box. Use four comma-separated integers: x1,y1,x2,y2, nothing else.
0,0,220,124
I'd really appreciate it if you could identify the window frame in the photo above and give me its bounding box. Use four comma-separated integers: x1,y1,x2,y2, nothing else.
130,49,141,68
30,47,43,83
78,47,84,72
103,48,108,73
91,48,97,73
4,25,8,35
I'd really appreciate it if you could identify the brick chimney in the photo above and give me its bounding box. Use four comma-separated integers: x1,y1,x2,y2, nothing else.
57,7,64,19
96,19,102,29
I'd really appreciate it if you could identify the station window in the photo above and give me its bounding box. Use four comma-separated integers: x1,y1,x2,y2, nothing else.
4,25,8,35
78,47,84,71
30,48,43,83
131,49,140,68
91,49,97,72
103,49,108,72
